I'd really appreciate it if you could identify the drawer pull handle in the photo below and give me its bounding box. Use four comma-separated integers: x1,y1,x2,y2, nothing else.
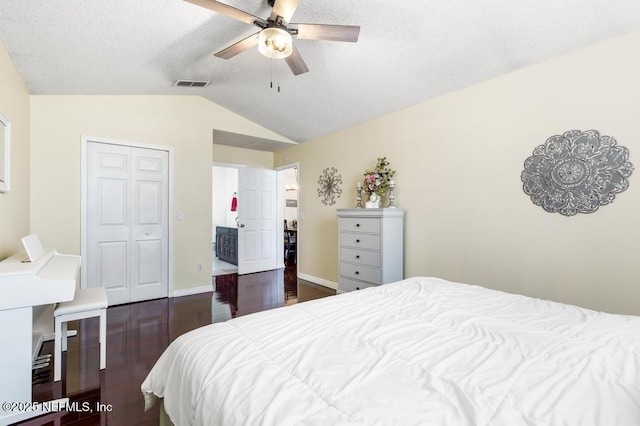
356,287,360,290
356,223,360,227
355,271,359,275
356,239,360,243
356,255,360,259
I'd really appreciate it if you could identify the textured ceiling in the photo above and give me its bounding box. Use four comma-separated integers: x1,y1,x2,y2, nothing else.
1,1,640,144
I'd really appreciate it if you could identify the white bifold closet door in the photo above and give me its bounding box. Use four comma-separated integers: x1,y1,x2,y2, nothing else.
87,142,169,305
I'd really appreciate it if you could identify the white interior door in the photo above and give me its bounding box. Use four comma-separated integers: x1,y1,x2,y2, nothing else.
237,168,277,275
86,141,169,305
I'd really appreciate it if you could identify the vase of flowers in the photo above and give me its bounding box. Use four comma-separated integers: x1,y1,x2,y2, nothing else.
362,157,396,208
367,192,380,208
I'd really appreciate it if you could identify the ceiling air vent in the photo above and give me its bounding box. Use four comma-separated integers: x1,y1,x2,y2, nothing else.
175,80,210,88
191,81,209,87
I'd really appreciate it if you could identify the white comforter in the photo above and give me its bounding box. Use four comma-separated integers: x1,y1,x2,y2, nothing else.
141,277,640,425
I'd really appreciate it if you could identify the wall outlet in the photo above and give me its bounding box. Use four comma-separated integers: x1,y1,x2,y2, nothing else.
196,263,203,272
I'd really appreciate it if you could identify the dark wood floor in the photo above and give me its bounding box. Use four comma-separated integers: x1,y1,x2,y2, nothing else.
16,262,335,426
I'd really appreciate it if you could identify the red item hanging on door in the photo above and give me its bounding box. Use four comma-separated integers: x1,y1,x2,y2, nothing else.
230,192,237,212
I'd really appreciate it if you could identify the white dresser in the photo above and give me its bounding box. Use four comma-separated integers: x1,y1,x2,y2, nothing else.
337,208,405,292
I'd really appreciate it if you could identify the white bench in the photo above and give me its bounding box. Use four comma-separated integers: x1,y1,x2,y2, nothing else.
53,287,108,382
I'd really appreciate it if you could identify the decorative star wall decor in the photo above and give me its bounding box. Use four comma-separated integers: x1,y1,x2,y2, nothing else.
521,130,633,216
317,167,343,205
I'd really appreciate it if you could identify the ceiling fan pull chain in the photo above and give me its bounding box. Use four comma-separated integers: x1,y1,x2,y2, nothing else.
268,58,281,92
276,60,281,92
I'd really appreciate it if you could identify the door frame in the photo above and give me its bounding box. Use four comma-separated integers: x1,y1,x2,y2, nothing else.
80,136,174,297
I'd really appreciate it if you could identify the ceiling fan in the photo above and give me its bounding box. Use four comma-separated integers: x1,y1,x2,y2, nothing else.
185,0,360,75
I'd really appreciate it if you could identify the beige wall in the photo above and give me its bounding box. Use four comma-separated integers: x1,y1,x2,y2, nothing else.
275,31,640,315
0,42,30,259
29,95,283,291
213,144,273,168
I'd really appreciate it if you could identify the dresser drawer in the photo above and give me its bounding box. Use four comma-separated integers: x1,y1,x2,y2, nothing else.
339,262,381,284
340,247,381,267
340,232,381,250
339,217,380,234
339,277,376,292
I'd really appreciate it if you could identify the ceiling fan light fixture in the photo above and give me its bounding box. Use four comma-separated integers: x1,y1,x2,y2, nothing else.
258,27,292,59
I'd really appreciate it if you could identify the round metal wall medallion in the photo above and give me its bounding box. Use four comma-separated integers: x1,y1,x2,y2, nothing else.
521,130,633,216
317,167,342,206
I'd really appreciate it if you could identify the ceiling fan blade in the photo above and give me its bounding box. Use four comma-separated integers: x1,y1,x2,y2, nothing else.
284,43,309,75
270,0,299,23
185,0,266,26
292,23,360,42
214,32,259,59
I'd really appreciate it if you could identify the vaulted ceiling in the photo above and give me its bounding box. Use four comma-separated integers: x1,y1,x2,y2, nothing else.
1,0,640,144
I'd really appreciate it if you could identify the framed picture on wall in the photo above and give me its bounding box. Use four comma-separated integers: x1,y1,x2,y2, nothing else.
286,199,297,207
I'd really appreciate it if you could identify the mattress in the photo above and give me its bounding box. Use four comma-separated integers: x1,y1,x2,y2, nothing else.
141,277,640,425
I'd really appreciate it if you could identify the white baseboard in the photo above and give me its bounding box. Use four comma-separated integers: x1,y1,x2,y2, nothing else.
298,272,338,291
172,285,213,298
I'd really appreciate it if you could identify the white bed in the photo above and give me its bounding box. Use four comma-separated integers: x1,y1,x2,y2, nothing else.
141,277,640,425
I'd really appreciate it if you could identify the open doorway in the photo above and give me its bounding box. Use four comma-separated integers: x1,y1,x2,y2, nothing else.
212,163,297,275
213,164,279,276
212,164,239,276
278,165,299,266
